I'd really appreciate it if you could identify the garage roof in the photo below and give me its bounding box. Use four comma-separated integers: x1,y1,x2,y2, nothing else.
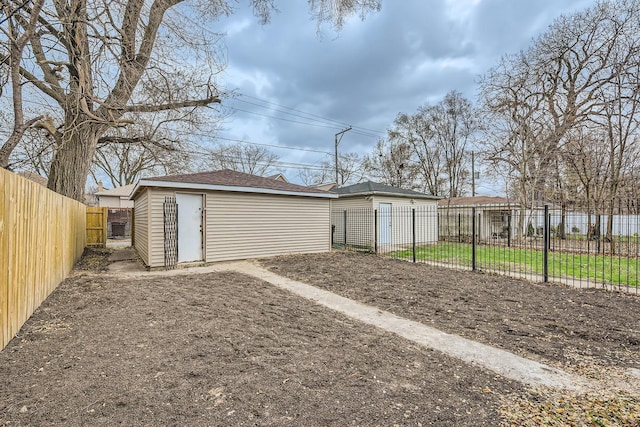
335,181,440,200
131,169,337,198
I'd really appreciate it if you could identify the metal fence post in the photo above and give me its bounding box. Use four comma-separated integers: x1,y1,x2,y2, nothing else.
507,212,511,247
458,212,461,243
543,205,549,282
374,209,378,253
343,210,347,248
472,207,477,271
412,208,416,263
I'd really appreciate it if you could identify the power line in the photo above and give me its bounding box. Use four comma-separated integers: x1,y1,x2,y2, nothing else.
236,92,386,136
224,106,343,130
179,146,330,172
0,0,32,26
232,98,345,129
177,132,334,156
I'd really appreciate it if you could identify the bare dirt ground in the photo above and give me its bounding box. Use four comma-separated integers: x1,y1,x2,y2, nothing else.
260,251,640,425
261,252,640,372
1,249,521,426
1,248,639,426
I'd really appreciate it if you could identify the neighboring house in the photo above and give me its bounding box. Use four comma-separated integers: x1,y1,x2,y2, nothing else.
438,196,521,242
314,183,338,191
18,171,47,186
331,181,440,250
94,183,135,238
130,169,337,269
267,173,289,182
95,183,136,208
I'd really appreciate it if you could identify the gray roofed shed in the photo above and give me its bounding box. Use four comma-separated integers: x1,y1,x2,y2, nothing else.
331,181,439,250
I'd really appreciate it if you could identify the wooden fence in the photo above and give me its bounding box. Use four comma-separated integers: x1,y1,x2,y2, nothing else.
0,169,86,350
86,206,108,247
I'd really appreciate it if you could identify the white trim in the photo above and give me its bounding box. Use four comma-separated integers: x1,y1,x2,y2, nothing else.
132,179,338,199
338,191,440,201
437,203,520,209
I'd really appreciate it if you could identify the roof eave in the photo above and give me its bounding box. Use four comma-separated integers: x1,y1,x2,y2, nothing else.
132,179,338,199
337,191,441,200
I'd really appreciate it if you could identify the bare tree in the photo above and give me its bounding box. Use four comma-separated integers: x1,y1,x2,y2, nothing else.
298,165,332,187
480,52,554,211
388,112,444,196
91,124,194,187
207,143,279,176
384,91,477,197
479,0,640,215
0,0,381,200
0,0,45,168
363,138,418,189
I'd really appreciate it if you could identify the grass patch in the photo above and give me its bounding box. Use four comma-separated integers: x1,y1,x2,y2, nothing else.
390,242,640,287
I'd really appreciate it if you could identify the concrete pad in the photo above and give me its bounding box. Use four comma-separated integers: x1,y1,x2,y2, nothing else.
107,260,146,274
106,239,132,249
108,248,137,262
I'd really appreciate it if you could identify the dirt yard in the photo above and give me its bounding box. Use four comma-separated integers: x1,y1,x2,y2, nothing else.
261,252,640,373
1,249,639,426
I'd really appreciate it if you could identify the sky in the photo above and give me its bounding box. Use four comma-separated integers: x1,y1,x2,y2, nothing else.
202,1,596,194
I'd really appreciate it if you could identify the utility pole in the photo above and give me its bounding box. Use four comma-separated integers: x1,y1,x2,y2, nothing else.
471,150,476,197
334,126,352,186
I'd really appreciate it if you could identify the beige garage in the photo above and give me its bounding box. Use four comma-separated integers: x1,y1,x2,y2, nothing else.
130,169,336,269
331,181,440,251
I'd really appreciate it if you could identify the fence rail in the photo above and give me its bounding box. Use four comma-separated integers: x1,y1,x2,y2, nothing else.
331,203,640,293
0,169,86,350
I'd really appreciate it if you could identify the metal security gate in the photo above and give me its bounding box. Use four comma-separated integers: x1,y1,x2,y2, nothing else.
163,196,178,269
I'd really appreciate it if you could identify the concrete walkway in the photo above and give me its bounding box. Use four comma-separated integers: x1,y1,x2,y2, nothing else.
107,256,589,391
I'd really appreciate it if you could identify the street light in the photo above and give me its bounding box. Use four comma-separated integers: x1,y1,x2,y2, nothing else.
334,126,352,186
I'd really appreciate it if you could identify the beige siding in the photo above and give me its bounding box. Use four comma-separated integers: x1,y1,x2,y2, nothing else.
149,189,177,268
331,197,372,210
133,189,150,265
206,192,331,262
98,195,121,207
331,196,375,249
373,196,439,245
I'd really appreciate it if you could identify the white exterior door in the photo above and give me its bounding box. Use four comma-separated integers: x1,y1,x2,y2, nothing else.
176,193,203,262
379,203,392,245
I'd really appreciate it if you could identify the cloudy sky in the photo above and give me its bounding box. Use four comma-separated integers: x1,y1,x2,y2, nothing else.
207,0,596,194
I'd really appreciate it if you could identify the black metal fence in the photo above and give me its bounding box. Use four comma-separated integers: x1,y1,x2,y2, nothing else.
331,202,640,293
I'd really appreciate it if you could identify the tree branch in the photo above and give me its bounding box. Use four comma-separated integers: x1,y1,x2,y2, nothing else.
121,95,221,113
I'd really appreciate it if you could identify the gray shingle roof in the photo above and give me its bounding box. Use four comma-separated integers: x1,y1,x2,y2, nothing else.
334,181,439,199
140,169,332,196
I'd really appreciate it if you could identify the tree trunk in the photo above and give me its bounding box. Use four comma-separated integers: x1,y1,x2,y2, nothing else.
48,122,103,202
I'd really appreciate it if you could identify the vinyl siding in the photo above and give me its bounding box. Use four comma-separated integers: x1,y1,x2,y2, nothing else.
331,197,372,210
331,197,375,249
148,189,178,268
133,189,149,265
373,196,438,245
206,191,331,262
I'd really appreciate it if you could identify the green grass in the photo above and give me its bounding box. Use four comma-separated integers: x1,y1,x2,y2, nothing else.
390,242,640,287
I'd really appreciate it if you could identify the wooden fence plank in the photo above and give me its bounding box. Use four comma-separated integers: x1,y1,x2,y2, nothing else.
0,171,8,349
0,169,86,351
86,206,107,247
